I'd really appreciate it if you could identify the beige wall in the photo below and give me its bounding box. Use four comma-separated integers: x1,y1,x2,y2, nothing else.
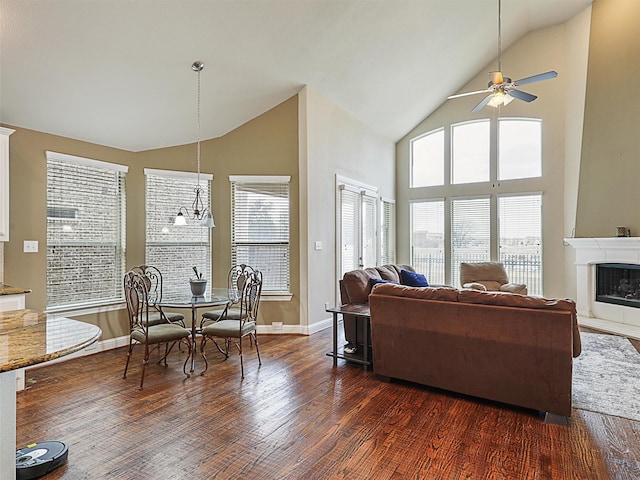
299,86,396,329
396,11,591,299
2,95,299,339
576,0,640,238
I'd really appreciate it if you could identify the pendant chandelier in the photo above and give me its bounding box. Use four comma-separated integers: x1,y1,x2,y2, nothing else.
174,60,215,228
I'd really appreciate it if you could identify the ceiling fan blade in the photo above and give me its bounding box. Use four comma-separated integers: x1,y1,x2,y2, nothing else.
490,71,504,85
447,89,492,100
513,70,558,86
508,89,537,103
472,94,494,113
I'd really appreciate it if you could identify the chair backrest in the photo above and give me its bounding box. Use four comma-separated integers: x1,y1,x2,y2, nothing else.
227,264,256,301
459,262,509,290
241,270,263,323
130,265,164,304
123,270,151,334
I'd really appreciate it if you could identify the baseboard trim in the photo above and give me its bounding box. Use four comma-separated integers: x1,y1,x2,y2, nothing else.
25,319,336,376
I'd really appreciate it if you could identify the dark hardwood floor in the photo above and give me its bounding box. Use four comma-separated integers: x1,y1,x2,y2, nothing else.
16,327,640,479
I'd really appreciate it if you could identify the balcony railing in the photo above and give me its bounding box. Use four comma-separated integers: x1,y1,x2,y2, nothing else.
412,250,542,296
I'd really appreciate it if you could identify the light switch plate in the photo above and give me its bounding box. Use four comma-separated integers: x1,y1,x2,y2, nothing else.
314,241,322,250
23,240,39,253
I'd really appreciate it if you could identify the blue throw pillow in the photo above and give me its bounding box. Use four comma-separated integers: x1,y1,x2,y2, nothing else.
400,269,429,287
369,277,396,289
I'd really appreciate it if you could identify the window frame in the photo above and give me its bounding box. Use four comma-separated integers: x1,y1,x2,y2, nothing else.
144,168,213,294
45,151,128,311
229,175,292,300
407,117,545,294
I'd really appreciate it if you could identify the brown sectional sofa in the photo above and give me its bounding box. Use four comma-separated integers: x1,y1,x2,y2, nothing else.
339,264,414,353
369,283,582,418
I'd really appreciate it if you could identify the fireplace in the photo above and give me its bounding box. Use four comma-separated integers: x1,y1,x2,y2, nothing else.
596,263,640,308
565,237,640,338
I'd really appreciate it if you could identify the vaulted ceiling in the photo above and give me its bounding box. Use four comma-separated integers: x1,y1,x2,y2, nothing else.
0,0,592,152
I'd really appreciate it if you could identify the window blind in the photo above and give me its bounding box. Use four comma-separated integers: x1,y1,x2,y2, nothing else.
361,192,378,269
380,199,395,266
46,153,127,309
231,179,290,292
451,197,490,288
340,187,360,276
411,200,445,285
145,172,211,293
498,194,542,295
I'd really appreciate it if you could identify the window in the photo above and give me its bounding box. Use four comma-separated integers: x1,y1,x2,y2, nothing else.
410,200,445,285
46,151,127,309
451,197,490,288
230,176,291,293
408,118,544,295
337,179,379,276
452,120,490,184
379,198,395,266
411,128,444,187
499,194,542,293
498,119,541,180
144,169,212,293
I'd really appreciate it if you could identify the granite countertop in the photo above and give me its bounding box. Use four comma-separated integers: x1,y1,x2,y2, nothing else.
0,284,32,296
0,309,101,372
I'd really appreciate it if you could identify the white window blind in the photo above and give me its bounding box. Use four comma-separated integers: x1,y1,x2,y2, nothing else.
340,187,360,276
231,177,290,293
411,200,445,285
46,152,127,309
361,192,377,269
338,182,379,277
451,197,490,288
380,199,395,266
145,171,211,293
499,194,543,295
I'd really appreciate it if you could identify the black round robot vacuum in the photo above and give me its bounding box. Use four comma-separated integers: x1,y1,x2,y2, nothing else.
16,441,68,480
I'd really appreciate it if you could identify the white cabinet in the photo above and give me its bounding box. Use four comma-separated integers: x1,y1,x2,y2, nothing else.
0,292,27,391
0,128,15,242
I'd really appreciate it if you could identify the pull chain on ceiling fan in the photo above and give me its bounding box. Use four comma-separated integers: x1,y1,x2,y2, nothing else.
447,0,558,112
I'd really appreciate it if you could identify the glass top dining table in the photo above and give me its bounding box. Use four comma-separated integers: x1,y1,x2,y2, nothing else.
152,288,235,373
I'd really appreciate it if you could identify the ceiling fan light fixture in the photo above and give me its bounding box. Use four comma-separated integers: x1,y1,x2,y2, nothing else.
487,91,513,108
446,0,557,112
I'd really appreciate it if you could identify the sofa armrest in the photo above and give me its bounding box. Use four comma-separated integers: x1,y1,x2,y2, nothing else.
500,283,527,295
463,282,487,291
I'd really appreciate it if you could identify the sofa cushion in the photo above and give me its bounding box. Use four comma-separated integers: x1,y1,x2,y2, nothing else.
371,283,459,302
458,289,581,357
400,269,429,287
342,268,381,304
376,264,403,281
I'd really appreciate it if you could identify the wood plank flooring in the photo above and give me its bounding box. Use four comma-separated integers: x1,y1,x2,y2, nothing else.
15,328,640,479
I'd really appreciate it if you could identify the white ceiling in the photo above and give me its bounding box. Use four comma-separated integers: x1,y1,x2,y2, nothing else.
0,0,592,152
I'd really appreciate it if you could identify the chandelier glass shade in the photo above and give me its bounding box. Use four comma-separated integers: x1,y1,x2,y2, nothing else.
174,60,215,228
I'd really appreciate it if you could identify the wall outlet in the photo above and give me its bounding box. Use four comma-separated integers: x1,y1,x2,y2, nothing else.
23,240,39,253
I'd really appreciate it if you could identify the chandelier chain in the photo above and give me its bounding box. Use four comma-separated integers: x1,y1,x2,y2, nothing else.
196,65,201,187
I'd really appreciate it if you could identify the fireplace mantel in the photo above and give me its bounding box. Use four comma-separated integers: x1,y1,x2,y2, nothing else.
565,237,640,339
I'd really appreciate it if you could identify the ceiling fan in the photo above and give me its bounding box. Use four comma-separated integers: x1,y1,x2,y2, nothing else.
447,0,558,112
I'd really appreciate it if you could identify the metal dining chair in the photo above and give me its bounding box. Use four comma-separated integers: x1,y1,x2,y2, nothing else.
200,264,256,327
130,265,186,327
122,270,192,388
200,268,263,379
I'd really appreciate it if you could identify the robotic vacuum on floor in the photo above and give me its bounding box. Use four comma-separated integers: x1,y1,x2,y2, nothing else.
16,441,68,480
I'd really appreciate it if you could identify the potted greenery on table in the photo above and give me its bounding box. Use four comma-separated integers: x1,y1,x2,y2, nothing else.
189,266,207,296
